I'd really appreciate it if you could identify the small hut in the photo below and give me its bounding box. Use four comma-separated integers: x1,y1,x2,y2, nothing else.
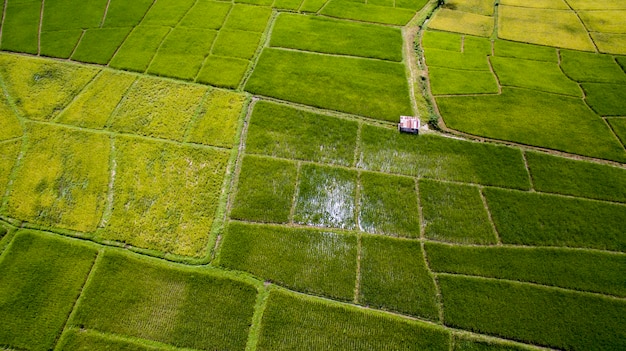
398,116,420,134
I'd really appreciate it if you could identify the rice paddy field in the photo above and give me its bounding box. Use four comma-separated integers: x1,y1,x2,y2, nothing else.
0,0,624,350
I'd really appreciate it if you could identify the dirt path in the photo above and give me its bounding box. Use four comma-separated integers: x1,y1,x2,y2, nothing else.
402,25,420,117
100,0,112,28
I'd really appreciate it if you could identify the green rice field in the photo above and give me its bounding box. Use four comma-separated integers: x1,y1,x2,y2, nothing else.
0,0,624,349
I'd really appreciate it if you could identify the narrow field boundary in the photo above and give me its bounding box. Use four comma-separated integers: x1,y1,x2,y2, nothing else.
604,117,626,150
271,44,406,63
421,241,445,323
30,118,233,154
0,0,8,47
435,272,626,301
182,87,213,142
0,76,28,212
353,233,362,304
316,13,407,28
521,151,534,191
266,285,557,351
288,162,302,224
102,75,139,128
239,9,278,91
99,0,112,28
415,178,425,240
98,136,116,229
38,0,45,55
417,28,625,167
249,95,398,129
352,122,363,167
599,117,626,153
195,4,233,83
317,0,332,14
99,26,135,68
433,92,501,97
491,0,499,40
450,330,557,351
496,83,587,99
295,0,307,13
68,30,86,60
487,56,503,94
52,249,102,350
238,152,626,207
51,70,104,123
245,287,270,351
204,96,253,263
212,97,258,260
0,135,22,145
227,217,626,257
58,328,205,351
0,220,18,257
479,187,502,245
105,0,157,67
142,27,173,73
231,218,362,239
402,26,420,116
562,0,599,53
352,171,363,304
